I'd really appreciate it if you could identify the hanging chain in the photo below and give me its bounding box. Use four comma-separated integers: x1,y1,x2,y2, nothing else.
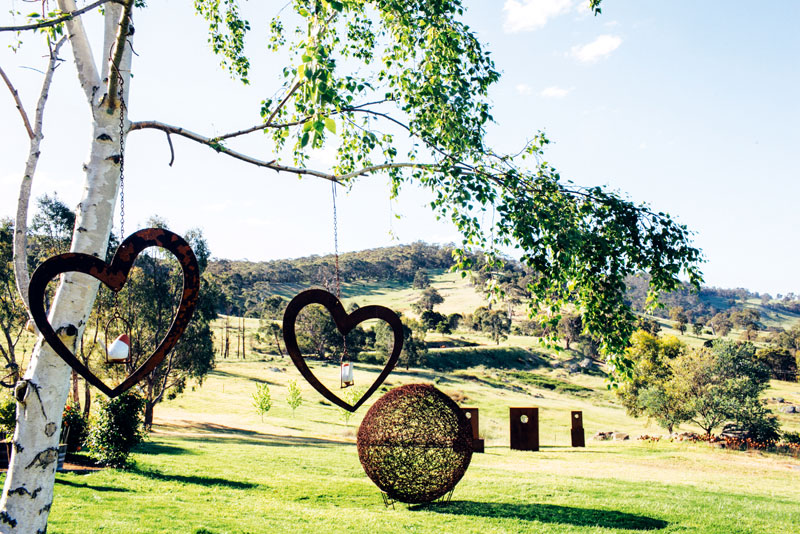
332,181,341,299
331,182,349,369
118,75,126,242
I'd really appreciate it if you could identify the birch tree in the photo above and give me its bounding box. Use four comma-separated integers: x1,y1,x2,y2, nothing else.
0,0,703,531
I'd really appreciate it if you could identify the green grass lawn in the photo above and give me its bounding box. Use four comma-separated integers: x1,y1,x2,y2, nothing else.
19,355,800,533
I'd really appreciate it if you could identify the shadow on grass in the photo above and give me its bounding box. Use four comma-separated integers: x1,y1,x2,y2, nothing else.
209,369,281,385
130,466,259,489
133,441,195,456
153,422,352,448
413,501,668,531
55,479,127,493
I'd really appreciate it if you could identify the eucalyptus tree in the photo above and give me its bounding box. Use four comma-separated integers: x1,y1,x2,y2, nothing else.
0,0,704,530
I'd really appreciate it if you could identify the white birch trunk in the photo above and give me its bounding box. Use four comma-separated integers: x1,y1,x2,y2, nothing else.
0,3,132,531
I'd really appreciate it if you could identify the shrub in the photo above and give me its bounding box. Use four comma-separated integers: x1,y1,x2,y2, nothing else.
61,403,88,452
0,394,16,439
252,383,272,422
87,392,145,468
339,386,365,425
783,431,800,444
286,380,302,417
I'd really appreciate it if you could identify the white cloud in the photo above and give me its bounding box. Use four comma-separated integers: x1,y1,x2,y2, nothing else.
515,83,534,96
503,0,574,33
571,34,622,62
540,86,571,98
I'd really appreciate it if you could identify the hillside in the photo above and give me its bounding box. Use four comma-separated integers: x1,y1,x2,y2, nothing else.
208,243,800,334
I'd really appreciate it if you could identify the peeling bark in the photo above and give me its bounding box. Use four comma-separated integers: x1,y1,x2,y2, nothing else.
0,3,133,531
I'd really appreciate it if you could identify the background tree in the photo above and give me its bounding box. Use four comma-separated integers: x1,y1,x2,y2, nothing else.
692,321,704,337
117,225,219,429
671,341,774,437
557,313,583,350
669,306,688,335
0,220,27,388
755,346,796,381
617,331,687,433
257,321,285,357
412,287,444,314
470,307,511,345
420,310,448,333
374,317,427,369
412,270,430,290
294,304,366,360
260,296,287,321
709,312,733,337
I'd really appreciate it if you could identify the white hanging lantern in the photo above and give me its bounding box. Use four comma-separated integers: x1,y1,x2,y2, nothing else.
107,333,131,363
341,361,354,388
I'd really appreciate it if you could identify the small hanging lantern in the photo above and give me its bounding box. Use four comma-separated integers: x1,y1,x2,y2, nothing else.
104,314,132,365
341,361,354,388
107,334,131,363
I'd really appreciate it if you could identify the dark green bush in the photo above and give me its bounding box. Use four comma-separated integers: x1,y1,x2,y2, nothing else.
0,394,16,439
87,392,145,468
782,430,800,444
61,403,88,452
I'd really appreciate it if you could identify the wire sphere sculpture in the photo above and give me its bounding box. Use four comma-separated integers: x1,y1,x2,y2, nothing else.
357,384,473,504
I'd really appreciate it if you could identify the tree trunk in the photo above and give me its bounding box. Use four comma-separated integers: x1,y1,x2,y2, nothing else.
273,331,284,357
144,401,154,430
82,380,91,420
70,371,80,412
0,4,132,530
0,111,122,533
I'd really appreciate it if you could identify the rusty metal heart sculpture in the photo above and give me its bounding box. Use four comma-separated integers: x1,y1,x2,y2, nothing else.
283,289,403,412
28,228,200,398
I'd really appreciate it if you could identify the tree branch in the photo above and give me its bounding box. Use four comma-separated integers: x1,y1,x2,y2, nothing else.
13,37,67,322
129,120,334,181
0,65,34,139
0,0,120,33
213,98,397,141
129,120,436,183
106,0,133,109
57,0,101,106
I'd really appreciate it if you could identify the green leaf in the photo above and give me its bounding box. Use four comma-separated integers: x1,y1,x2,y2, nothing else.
324,117,336,134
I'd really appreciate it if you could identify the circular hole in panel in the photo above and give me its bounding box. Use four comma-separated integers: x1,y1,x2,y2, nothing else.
465,412,472,419
520,415,529,424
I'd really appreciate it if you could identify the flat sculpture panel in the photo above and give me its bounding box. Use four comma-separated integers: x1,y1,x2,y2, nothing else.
357,384,473,504
510,407,539,451
462,408,484,453
571,410,585,447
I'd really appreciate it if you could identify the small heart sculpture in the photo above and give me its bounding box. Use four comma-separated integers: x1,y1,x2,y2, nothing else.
28,228,200,398
282,289,403,412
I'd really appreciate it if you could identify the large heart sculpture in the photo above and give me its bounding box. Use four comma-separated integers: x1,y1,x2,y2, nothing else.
282,289,403,412
28,228,200,398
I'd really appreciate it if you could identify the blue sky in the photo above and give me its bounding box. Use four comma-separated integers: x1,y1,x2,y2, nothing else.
1,1,798,295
